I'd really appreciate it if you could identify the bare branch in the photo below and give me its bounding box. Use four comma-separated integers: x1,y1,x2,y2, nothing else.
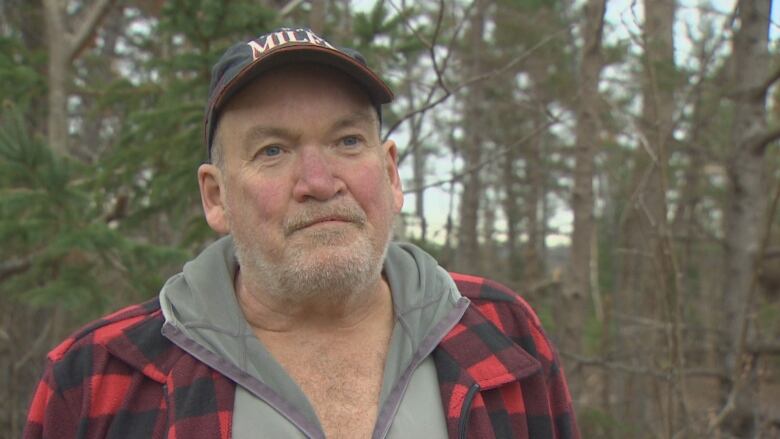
402,118,559,194
584,0,607,57
13,319,53,371
388,0,463,165
280,0,306,17
758,63,780,95
747,342,780,355
67,0,115,61
763,247,780,258
385,0,477,145
386,30,565,142
0,258,32,283
561,351,727,381
748,125,780,155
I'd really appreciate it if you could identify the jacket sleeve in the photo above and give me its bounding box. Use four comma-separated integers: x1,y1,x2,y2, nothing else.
525,315,580,439
23,360,80,439
503,286,580,438
547,347,580,438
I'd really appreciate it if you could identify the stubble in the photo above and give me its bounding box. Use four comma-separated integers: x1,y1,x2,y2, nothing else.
231,200,392,304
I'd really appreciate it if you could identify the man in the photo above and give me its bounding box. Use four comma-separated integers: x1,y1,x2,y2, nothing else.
24,28,578,439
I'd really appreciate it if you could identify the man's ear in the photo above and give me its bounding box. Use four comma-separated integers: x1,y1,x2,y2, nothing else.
198,163,230,234
382,139,404,212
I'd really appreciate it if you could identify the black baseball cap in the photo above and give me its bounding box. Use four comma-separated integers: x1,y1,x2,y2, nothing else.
204,27,394,159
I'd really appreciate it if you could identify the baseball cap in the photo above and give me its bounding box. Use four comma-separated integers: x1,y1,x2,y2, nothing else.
204,27,394,159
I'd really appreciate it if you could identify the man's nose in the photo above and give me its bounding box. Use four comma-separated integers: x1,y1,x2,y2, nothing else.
292,146,345,202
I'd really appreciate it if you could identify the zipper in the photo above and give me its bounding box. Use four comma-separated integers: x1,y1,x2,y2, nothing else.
458,383,481,439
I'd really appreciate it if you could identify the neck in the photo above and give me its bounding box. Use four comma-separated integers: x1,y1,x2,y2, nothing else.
235,266,393,334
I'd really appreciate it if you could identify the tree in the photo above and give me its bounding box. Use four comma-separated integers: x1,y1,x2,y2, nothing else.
42,0,115,158
718,0,777,435
567,0,607,406
454,0,488,274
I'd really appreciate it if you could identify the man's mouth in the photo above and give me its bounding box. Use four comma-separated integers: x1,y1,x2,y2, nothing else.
285,210,366,236
302,216,353,228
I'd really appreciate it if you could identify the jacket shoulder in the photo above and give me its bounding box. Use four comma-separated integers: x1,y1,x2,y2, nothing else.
25,299,187,439
449,272,543,327
49,298,162,362
449,272,557,365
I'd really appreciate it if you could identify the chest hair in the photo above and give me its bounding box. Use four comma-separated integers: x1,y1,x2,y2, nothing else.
260,330,392,438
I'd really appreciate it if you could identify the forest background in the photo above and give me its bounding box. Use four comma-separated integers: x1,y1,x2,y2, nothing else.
1,0,779,437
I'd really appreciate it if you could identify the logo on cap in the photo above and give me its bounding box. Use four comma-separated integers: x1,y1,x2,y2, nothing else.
247,28,336,60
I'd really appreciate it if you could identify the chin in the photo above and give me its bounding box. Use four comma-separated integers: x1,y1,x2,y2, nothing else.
236,231,389,301
294,227,360,248
283,236,381,291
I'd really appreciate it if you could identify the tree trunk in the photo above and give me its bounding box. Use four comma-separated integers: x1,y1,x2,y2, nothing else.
721,0,772,435
43,0,70,157
411,123,428,242
567,0,607,401
74,6,125,163
42,0,114,158
482,190,499,277
569,0,606,325
614,0,677,434
523,51,551,290
503,142,522,283
398,3,428,243
522,106,544,285
454,0,487,274
308,0,326,34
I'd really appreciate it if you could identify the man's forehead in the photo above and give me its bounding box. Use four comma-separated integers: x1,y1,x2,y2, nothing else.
215,93,380,151
239,109,378,136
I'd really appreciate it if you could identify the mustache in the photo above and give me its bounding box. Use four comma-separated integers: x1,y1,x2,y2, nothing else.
283,203,367,236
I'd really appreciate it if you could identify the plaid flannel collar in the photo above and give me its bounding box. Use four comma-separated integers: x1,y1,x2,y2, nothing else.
435,304,541,390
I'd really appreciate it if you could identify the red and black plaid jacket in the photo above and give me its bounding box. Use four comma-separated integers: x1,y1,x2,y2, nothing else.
24,273,578,438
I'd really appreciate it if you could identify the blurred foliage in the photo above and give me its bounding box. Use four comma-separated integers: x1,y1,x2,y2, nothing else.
104,1,277,248
0,102,188,312
0,0,417,315
0,36,46,109
579,407,638,438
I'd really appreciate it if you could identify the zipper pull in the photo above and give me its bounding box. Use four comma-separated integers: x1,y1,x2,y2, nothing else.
458,383,481,439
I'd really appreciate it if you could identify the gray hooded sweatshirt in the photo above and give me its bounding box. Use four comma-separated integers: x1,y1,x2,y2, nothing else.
159,236,469,438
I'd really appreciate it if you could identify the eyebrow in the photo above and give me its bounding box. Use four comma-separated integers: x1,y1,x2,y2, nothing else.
331,110,379,132
241,126,298,152
239,109,379,151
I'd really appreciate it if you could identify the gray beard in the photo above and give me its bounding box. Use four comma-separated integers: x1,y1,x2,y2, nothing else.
233,226,391,304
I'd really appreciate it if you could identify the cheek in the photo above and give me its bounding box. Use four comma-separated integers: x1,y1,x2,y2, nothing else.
228,178,289,224
349,166,398,216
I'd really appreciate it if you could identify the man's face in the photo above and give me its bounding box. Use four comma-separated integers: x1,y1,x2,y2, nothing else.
198,64,403,299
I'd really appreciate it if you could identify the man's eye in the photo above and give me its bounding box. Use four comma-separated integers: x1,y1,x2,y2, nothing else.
340,136,361,147
261,145,282,157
